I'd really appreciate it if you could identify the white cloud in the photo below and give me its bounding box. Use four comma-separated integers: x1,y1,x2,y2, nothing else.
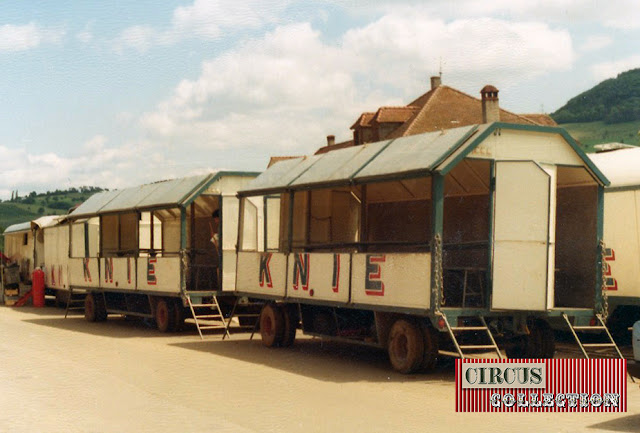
591,55,640,81
113,0,292,53
112,25,157,54
0,136,176,199
76,22,94,44
140,12,575,154
0,22,64,52
333,0,640,30
580,35,613,52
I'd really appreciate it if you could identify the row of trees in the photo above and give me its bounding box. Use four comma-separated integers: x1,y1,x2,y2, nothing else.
552,68,640,124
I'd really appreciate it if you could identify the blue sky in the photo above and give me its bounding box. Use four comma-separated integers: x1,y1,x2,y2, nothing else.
1,0,639,199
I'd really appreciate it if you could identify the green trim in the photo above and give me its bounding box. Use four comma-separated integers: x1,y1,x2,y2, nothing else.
605,185,640,192
595,185,605,311
430,174,444,312
607,296,640,309
438,122,610,187
486,161,495,305
429,124,479,171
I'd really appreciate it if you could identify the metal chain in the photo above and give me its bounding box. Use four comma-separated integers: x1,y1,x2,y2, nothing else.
433,233,445,308
599,239,609,319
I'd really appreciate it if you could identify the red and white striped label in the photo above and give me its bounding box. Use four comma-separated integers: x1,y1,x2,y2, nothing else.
455,359,627,412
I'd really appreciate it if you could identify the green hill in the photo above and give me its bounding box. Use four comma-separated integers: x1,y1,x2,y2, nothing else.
560,119,640,152
0,187,105,252
552,68,640,124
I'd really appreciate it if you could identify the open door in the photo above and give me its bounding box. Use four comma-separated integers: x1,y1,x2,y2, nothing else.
492,161,550,311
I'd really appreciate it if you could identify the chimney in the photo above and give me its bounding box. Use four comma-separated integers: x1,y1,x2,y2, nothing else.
430,76,441,90
481,85,500,123
326,135,335,146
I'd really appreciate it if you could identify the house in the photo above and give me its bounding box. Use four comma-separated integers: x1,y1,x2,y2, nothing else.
316,76,557,154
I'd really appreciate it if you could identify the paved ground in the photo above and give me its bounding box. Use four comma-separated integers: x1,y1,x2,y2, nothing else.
0,305,639,433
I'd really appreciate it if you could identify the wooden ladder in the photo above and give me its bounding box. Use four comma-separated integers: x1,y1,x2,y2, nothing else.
185,291,230,339
438,313,503,359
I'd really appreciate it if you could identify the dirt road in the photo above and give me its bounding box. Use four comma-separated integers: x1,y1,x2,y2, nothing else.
0,306,638,433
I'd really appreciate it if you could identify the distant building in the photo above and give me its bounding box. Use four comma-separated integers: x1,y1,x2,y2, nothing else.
316,76,556,154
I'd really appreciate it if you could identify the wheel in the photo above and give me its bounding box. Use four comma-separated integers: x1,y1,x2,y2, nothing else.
512,319,555,358
607,307,640,346
54,290,69,309
173,299,186,332
84,293,97,322
419,322,439,372
279,304,298,347
260,303,284,347
94,293,107,322
156,298,177,332
388,319,425,374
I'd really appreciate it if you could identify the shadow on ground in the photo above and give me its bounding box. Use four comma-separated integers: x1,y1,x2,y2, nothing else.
171,336,457,384
589,414,640,432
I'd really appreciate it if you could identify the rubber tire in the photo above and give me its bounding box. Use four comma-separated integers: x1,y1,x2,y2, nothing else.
84,293,98,322
260,303,284,347
525,319,555,358
607,306,640,346
388,319,425,374
94,293,108,322
279,304,298,347
419,322,439,372
156,298,177,333
173,299,186,332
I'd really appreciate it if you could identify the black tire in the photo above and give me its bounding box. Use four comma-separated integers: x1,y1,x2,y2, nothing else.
94,293,107,322
388,319,425,374
260,303,284,347
84,293,98,322
173,299,186,332
607,307,640,346
156,298,177,332
525,319,555,358
54,290,69,309
279,304,298,347
419,322,439,372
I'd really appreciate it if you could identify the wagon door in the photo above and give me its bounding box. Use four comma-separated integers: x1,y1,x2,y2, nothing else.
492,161,550,311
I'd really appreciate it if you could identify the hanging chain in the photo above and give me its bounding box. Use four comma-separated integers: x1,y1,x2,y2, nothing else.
433,233,445,308
599,239,609,319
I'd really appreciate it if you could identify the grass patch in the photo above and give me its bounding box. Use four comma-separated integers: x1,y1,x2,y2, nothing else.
560,120,640,152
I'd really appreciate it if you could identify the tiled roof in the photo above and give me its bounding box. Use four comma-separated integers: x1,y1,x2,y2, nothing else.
350,112,375,129
268,156,303,168
388,85,538,139
520,113,558,127
315,139,355,155
371,106,419,124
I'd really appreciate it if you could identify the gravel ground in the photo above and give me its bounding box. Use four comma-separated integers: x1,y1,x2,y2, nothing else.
0,305,638,433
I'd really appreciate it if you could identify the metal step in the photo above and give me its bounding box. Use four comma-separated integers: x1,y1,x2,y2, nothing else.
581,343,617,348
459,344,499,350
450,326,489,331
571,325,607,330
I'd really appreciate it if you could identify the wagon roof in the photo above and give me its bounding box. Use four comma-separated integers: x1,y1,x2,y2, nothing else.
3,221,32,235
31,215,64,230
239,122,608,195
589,146,640,189
69,171,257,218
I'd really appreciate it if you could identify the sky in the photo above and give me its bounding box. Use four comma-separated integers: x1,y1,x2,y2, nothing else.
1,0,639,199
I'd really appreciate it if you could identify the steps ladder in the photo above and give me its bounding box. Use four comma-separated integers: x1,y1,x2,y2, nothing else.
223,297,263,340
562,313,635,383
438,313,503,359
185,291,230,339
64,288,86,318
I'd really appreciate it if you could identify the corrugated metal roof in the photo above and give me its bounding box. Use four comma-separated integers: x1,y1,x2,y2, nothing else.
353,125,477,180
70,173,216,218
31,215,64,230
4,221,31,235
590,147,640,188
240,125,477,194
240,123,608,196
